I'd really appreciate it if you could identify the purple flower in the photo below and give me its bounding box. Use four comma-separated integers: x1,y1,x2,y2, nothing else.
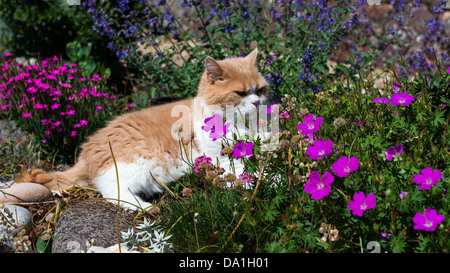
399,191,408,199
331,156,359,178
239,172,253,184
348,192,376,217
389,92,414,106
297,114,323,135
390,82,402,93
304,171,334,200
232,142,254,158
413,208,444,232
413,167,442,190
306,139,333,160
385,144,403,161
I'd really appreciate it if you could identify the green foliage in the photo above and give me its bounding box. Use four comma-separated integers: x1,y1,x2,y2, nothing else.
162,65,449,253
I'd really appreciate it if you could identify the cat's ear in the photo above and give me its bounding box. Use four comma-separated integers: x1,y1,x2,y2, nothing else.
245,48,258,66
205,57,223,83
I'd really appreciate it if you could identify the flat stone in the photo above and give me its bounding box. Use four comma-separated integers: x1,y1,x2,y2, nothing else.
0,204,32,253
52,199,135,253
0,182,53,204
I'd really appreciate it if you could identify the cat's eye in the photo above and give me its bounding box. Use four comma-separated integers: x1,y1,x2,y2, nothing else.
234,90,247,97
256,86,269,95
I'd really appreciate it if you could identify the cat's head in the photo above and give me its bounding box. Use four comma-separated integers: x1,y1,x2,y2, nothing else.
197,48,269,114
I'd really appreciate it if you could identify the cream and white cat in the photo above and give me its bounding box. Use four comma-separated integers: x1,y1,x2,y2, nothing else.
17,48,269,210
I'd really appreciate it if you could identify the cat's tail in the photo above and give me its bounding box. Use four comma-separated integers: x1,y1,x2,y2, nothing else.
16,159,90,191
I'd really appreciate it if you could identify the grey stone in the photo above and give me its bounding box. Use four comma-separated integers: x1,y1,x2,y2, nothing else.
0,204,32,253
52,199,135,253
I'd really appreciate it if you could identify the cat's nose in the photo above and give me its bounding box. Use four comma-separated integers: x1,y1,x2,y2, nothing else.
252,100,260,107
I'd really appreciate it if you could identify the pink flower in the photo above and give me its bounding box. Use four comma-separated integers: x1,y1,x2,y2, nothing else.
70,131,78,137
331,156,359,178
413,167,442,190
239,172,254,184
304,171,334,200
61,83,70,88
306,139,333,160
413,208,444,232
3,52,11,57
297,114,323,135
67,109,75,115
389,92,414,106
372,97,390,104
232,142,254,158
51,103,60,110
193,155,212,174
95,106,103,110
202,114,230,141
348,192,376,217
54,121,62,127
22,113,32,118
80,119,88,126
399,192,408,199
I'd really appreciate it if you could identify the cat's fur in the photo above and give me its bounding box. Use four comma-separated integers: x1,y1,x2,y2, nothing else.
16,48,269,210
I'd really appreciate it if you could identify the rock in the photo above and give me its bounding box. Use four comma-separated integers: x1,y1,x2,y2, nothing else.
52,199,135,253
0,204,32,253
0,182,53,204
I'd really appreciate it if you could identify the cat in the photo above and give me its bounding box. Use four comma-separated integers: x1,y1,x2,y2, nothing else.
16,48,270,210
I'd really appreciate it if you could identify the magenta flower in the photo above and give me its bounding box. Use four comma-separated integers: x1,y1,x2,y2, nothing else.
385,144,403,161
202,114,230,141
413,167,442,190
202,114,222,132
22,113,32,118
67,109,76,116
239,172,254,184
3,52,11,57
70,131,78,137
348,192,376,217
413,208,444,232
80,119,88,126
304,171,334,200
193,155,212,174
331,156,359,178
266,103,280,114
232,142,254,158
389,92,414,106
95,105,103,110
297,114,323,135
51,103,60,110
306,139,333,160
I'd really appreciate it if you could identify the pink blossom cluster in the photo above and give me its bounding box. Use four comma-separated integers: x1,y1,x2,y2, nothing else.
0,53,116,144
